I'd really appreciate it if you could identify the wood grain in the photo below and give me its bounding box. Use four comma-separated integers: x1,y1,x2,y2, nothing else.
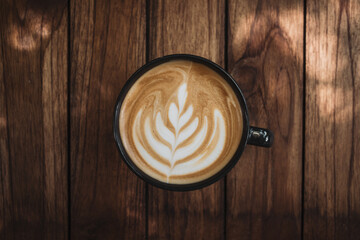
1,0,360,239
304,0,360,239
0,0,68,239
69,0,146,239
226,0,303,239
147,0,225,239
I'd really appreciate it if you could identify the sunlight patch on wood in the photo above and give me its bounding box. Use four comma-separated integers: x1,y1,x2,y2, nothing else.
318,84,353,119
8,10,51,51
0,117,6,128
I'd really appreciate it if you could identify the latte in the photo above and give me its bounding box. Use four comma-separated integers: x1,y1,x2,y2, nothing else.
119,60,243,184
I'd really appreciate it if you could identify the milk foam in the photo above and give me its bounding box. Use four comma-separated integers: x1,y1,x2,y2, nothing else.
119,60,243,184
132,83,226,182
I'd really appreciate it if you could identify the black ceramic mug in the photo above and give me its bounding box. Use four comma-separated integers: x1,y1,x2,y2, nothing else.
114,54,273,191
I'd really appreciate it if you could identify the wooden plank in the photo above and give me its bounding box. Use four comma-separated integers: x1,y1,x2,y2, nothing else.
226,0,303,239
304,0,360,239
147,1,225,239
0,0,68,239
69,0,146,239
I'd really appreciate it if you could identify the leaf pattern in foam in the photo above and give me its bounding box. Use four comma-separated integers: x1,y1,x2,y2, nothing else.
166,83,198,165
177,83,188,112
133,82,218,181
177,117,198,144
172,110,226,175
132,110,170,174
168,103,178,130
155,112,175,147
144,117,172,160
179,105,193,129
173,117,207,162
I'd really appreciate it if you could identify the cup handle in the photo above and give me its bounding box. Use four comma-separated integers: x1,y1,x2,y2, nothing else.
247,126,274,147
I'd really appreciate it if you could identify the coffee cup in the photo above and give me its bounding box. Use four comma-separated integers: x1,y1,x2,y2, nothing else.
114,54,273,191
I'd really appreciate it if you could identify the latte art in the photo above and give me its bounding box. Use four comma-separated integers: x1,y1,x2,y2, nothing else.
134,83,226,182
119,60,243,184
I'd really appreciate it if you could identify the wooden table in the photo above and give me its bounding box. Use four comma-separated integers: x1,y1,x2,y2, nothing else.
1,0,359,239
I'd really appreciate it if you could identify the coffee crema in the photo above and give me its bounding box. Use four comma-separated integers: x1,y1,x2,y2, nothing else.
119,60,243,184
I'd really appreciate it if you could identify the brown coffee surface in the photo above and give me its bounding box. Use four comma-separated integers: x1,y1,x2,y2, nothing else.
119,60,243,184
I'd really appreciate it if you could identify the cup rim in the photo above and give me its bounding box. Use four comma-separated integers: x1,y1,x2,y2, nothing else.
113,54,250,191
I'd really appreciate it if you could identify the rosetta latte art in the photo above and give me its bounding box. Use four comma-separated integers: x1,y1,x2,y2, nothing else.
133,83,226,182
119,60,243,184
